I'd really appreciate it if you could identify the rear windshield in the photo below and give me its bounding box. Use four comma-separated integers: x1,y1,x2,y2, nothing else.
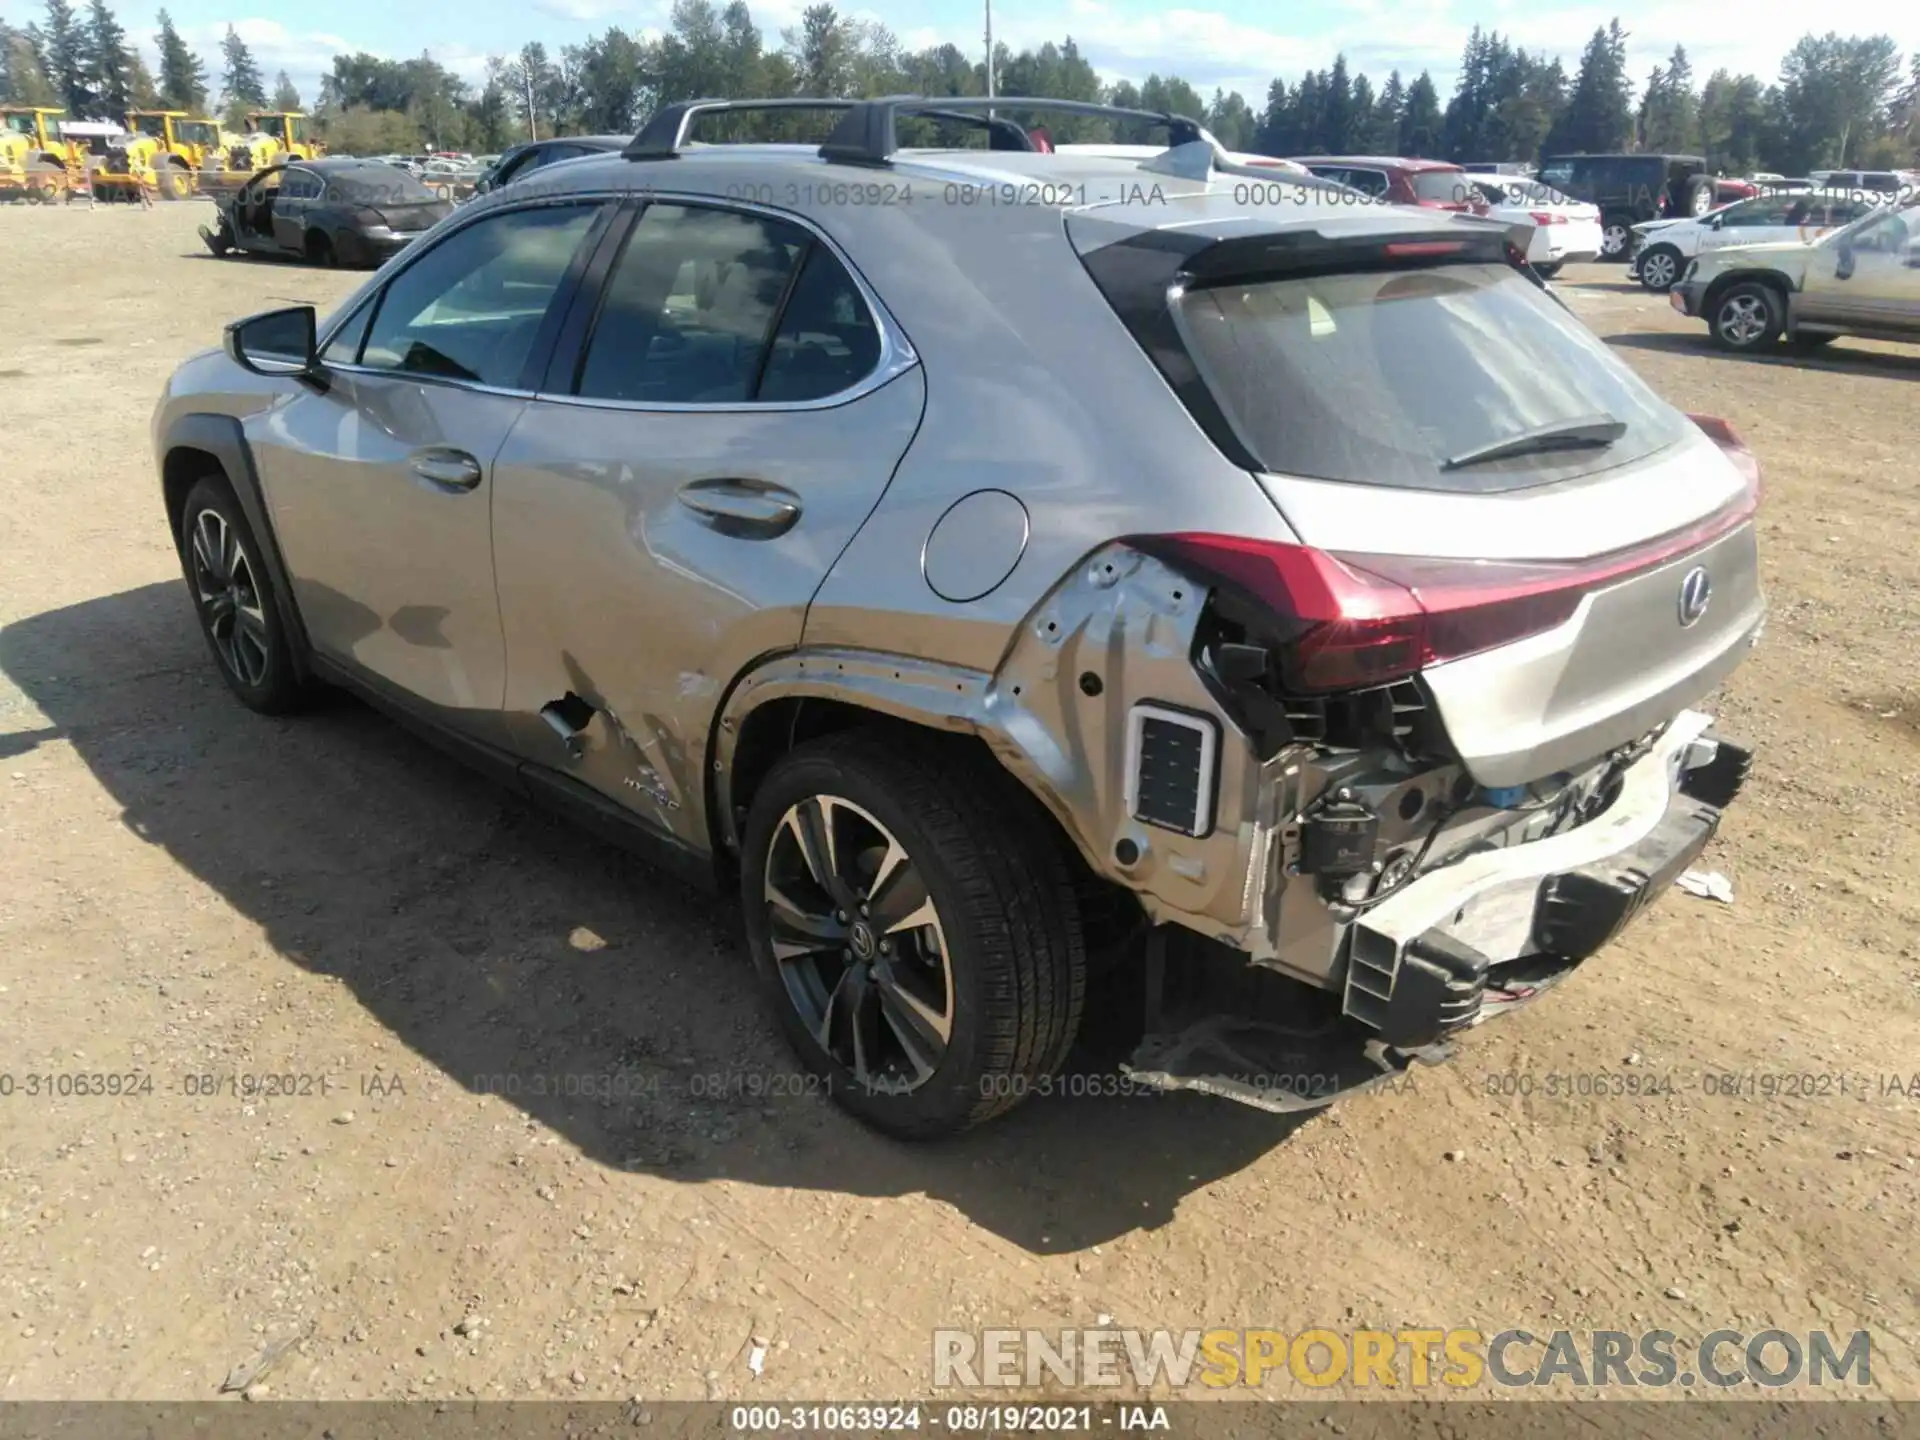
1172,262,1691,492
326,170,438,205
1407,169,1473,205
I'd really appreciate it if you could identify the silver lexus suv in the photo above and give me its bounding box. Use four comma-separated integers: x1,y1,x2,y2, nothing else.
152,97,1764,1139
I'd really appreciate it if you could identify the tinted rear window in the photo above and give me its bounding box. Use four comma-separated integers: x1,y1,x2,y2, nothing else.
1408,169,1473,205
1171,262,1691,492
327,169,438,205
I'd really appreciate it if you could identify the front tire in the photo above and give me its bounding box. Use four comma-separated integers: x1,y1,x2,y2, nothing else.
1637,244,1683,292
740,732,1086,1140
1708,281,1783,352
178,476,312,714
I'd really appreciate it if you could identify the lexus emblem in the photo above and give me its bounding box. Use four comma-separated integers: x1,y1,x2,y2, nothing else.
1678,566,1712,627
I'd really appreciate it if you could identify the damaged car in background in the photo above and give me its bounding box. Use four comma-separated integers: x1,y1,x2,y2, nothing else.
152,95,1763,1140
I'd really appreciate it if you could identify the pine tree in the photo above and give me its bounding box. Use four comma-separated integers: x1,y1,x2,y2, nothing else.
1547,22,1635,155
272,69,299,110
1399,70,1443,156
219,22,265,125
127,46,156,106
1,20,61,104
1320,53,1352,152
40,0,90,113
1350,73,1374,149
84,0,132,115
1255,76,1289,154
1639,44,1697,153
1371,70,1405,154
154,10,206,111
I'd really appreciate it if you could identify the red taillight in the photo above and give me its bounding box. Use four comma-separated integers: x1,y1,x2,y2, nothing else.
1137,439,1761,695
1528,210,1568,225
1141,534,1588,693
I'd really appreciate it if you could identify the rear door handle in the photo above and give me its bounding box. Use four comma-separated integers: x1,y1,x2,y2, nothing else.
677,479,801,538
408,448,483,491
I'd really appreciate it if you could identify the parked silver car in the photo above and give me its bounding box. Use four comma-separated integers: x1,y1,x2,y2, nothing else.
152,97,1764,1139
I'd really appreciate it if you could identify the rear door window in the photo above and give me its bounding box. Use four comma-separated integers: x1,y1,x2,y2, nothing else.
1721,196,1797,228
573,204,805,404
756,246,883,403
1170,261,1691,493
1342,168,1390,199
1408,170,1473,206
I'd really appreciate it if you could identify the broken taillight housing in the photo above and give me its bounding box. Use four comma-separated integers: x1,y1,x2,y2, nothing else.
1137,416,1762,696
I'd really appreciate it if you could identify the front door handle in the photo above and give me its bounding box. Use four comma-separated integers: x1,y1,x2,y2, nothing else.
677,479,801,538
408,448,483,491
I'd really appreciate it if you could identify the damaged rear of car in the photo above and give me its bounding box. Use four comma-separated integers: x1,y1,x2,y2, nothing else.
1040,199,1763,1105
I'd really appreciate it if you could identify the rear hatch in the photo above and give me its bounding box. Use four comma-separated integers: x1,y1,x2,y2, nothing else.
1069,200,1763,785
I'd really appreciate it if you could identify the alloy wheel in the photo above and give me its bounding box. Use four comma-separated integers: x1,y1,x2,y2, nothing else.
1601,222,1629,257
1640,251,1678,289
189,507,271,688
1717,293,1769,346
763,794,954,1094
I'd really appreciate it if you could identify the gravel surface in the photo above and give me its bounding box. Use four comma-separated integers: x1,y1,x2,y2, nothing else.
1,204,1916,1403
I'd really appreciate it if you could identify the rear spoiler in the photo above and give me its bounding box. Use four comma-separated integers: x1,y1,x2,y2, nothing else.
1171,216,1541,287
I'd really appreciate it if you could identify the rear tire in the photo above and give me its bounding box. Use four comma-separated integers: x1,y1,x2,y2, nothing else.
177,475,314,715
740,731,1086,1140
1637,244,1684,292
1708,281,1783,352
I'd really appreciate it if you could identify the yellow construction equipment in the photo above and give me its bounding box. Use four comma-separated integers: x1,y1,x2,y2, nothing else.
122,110,226,199
245,111,325,163
0,106,82,202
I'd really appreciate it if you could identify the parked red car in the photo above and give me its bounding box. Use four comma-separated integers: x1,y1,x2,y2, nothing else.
1293,156,1480,210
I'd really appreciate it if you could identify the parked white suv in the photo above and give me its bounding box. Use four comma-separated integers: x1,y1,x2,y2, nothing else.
1670,196,1920,351
1629,188,1884,292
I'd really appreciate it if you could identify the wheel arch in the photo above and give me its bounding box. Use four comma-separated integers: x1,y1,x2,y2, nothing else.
709,648,1145,946
712,654,1000,861
1702,266,1794,318
159,413,313,680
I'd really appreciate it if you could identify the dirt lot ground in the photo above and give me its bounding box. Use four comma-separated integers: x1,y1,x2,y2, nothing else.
1,201,1917,1408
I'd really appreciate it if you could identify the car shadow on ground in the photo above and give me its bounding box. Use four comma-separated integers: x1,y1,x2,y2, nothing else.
1607,329,1920,378
0,582,1311,1254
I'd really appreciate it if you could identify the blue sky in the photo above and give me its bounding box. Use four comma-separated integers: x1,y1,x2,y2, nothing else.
6,0,1915,116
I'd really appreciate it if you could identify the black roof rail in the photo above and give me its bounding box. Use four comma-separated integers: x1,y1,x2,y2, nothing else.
624,97,860,159
820,95,1209,166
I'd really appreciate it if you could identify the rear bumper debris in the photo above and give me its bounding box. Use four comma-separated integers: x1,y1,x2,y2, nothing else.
1345,709,1748,1050
1123,711,1752,1112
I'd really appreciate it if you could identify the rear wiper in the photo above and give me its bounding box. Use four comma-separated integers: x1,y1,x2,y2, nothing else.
1442,413,1627,470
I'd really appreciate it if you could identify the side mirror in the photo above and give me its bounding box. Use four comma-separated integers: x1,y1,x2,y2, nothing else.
1707,213,1722,229
224,305,321,381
